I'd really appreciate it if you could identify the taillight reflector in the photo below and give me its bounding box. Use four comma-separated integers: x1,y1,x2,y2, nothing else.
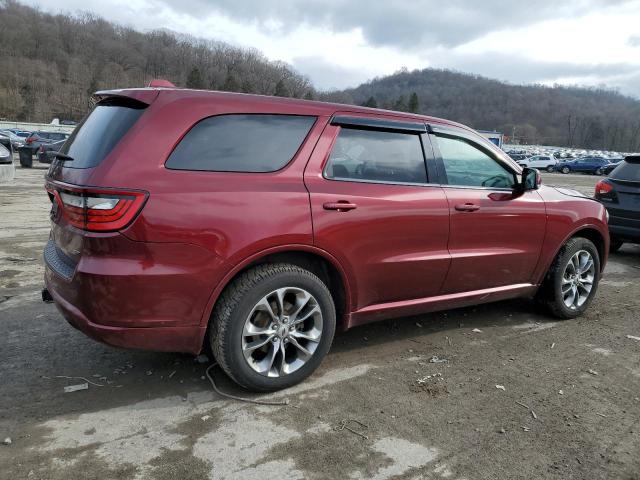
52,186,147,232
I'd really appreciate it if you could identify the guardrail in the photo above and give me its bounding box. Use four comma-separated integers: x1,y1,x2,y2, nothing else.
0,120,76,134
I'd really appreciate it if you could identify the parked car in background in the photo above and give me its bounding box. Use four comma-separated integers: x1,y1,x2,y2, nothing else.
602,158,624,176
0,129,30,149
508,153,528,161
595,155,640,252
43,84,609,391
38,140,65,164
24,131,69,153
555,156,611,175
0,132,13,155
0,142,12,164
517,155,558,172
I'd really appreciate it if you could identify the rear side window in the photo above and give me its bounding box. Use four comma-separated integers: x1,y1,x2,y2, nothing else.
60,98,146,169
324,128,427,184
611,160,640,181
166,114,316,173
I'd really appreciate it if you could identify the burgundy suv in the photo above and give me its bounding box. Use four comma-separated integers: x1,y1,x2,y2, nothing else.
44,84,609,391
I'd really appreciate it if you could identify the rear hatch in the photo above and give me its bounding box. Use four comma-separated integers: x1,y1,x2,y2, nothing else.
45,94,150,274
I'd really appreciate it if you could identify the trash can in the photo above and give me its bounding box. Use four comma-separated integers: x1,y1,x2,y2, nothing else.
18,146,33,168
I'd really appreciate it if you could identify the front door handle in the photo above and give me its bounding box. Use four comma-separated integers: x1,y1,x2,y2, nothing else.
323,201,357,211
454,203,480,212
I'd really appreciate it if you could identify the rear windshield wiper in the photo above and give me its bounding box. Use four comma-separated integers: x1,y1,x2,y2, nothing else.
51,152,74,162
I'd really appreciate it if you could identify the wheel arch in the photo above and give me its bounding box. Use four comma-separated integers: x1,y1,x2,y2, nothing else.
199,245,353,334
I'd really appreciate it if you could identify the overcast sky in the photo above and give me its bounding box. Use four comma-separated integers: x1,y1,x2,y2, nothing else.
21,0,640,97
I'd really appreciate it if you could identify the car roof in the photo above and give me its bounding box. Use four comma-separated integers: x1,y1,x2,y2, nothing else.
94,87,474,133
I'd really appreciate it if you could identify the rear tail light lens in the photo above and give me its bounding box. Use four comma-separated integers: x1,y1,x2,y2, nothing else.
595,180,613,196
26,137,34,144
51,186,147,232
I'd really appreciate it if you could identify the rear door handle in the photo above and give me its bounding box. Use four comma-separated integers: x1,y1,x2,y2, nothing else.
323,201,357,211
454,203,480,212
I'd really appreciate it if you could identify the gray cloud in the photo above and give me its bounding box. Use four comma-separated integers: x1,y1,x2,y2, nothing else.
628,35,640,47
291,56,372,90
162,0,628,49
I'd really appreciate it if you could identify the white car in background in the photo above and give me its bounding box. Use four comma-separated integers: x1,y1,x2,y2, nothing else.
517,155,558,172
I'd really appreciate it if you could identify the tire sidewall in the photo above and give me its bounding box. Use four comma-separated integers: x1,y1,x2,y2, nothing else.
552,239,600,317
562,167,570,174
221,270,336,391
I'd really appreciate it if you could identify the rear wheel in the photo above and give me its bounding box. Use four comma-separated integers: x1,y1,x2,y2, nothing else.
561,166,570,174
209,263,336,391
596,167,604,175
609,237,624,253
546,165,555,172
538,237,600,319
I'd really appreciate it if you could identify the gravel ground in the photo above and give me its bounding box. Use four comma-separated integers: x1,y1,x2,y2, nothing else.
1,160,639,480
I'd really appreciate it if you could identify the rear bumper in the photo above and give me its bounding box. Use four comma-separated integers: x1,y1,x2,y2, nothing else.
46,281,206,353
608,211,640,242
44,233,226,354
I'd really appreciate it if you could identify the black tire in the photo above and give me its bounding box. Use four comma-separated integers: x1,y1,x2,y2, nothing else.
209,263,336,391
546,165,555,172
561,166,570,174
596,168,604,175
537,237,600,319
609,238,623,253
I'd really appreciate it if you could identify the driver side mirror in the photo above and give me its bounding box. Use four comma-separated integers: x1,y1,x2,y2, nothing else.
520,167,541,191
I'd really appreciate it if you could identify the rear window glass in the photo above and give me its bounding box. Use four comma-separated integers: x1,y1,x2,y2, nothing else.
611,160,640,181
59,98,146,169
166,114,316,173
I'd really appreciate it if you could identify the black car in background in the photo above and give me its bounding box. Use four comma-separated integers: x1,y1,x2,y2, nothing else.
595,155,640,251
38,140,65,164
24,130,69,153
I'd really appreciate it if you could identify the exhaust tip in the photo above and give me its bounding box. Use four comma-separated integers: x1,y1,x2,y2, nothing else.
42,288,53,303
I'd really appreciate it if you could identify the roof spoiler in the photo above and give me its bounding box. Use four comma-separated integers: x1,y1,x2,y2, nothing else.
92,80,177,106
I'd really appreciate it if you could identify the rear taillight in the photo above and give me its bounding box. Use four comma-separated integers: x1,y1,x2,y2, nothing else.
595,180,613,196
26,137,34,144
49,185,147,232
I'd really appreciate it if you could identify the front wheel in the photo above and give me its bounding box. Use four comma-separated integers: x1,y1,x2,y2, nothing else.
538,237,600,319
209,263,336,391
595,168,604,175
561,166,570,174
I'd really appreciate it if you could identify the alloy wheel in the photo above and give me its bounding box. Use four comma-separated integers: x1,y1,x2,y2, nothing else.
561,250,595,309
241,287,323,377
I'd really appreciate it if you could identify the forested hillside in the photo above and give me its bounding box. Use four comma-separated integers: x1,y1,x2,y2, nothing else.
0,1,315,122
343,68,640,151
1,1,639,151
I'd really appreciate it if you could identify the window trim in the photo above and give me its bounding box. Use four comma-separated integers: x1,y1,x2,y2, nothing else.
430,127,519,191
164,113,317,174
321,125,435,187
330,115,428,134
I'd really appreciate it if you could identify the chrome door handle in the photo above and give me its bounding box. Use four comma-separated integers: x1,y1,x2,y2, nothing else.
454,203,480,212
323,202,357,211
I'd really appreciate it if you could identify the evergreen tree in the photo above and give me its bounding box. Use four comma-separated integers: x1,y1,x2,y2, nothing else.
222,73,240,92
186,67,204,89
274,79,289,97
362,96,378,108
393,95,408,112
408,92,420,113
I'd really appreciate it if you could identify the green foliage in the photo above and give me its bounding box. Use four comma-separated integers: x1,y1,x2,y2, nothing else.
274,79,289,97
186,67,204,89
408,92,419,113
361,96,377,108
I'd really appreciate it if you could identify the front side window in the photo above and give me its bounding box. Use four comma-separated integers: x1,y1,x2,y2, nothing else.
435,134,515,189
324,128,427,184
166,114,316,173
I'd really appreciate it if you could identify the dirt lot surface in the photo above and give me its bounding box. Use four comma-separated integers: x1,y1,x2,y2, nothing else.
1,160,639,480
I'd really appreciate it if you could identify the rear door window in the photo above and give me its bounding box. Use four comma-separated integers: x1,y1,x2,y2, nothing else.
324,128,427,184
166,114,316,173
59,98,147,169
